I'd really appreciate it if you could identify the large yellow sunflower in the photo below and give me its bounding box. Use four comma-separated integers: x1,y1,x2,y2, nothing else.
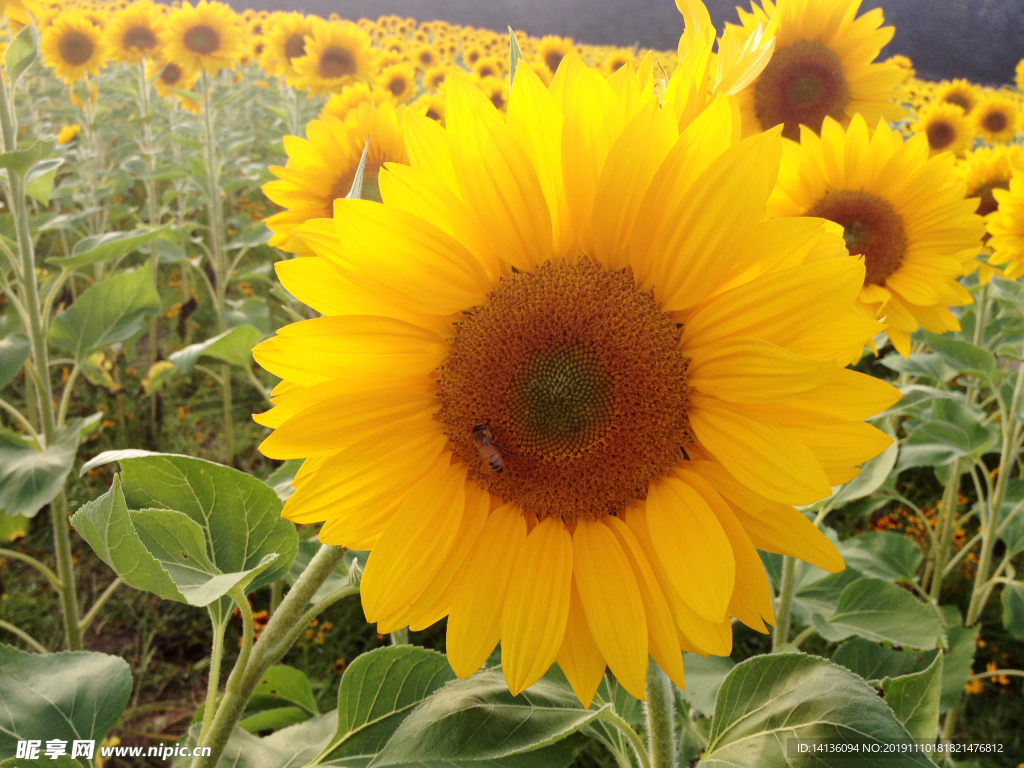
377,63,417,103
263,101,407,254
147,58,201,113
321,82,389,121
291,18,374,95
913,101,973,156
40,11,107,84
254,60,898,705
163,0,243,75
959,145,1024,218
259,12,314,80
730,0,906,139
972,93,1018,145
105,0,164,64
987,170,1024,279
769,115,984,357
935,78,981,114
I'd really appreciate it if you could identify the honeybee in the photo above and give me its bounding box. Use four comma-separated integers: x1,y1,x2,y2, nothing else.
472,424,505,473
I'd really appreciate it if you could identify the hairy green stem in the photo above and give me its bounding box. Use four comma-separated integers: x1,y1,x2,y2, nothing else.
597,708,652,768
772,556,797,651
644,662,676,768
390,628,409,645
928,460,961,601
196,612,228,749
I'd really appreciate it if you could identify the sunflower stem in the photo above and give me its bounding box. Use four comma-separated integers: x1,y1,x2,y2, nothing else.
772,555,797,651
389,628,409,645
644,661,676,768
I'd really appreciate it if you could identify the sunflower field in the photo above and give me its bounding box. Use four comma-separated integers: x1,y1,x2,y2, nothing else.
1,0,1024,765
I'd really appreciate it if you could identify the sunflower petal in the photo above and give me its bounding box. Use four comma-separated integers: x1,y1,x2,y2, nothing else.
556,578,607,708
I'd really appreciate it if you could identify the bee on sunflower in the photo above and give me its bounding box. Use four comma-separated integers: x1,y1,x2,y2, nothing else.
40,10,107,84
254,33,899,704
163,0,244,75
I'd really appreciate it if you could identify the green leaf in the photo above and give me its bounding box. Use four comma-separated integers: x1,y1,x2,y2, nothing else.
71,475,186,602
248,666,319,717
677,654,734,717
1,756,81,767
48,226,168,270
4,25,38,87
286,539,361,604
936,606,977,712
990,276,1024,313
49,265,161,362
508,26,523,94
699,653,932,767
879,352,949,381
0,509,28,543
792,568,863,621
140,360,178,396
369,667,601,767
897,399,998,472
0,333,30,390
129,507,278,606
178,715,337,768
0,644,132,761
346,141,369,200
1001,581,1024,640
226,222,272,250
834,439,898,503
836,532,923,583
265,458,302,502
828,578,945,649
25,159,62,205
880,653,942,740
996,479,1024,556
833,638,938,682
0,140,54,178
0,420,83,518
117,454,297,594
225,297,271,335
319,645,455,764
239,706,310,734
169,325,262,374
921,330,996,378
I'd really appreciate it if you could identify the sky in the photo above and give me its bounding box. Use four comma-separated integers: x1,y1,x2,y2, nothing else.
229,0,1024,85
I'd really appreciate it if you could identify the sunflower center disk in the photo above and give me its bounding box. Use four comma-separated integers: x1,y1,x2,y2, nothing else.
161,63,183,85
926,120,955,150
124,26,157,50
437,259,691,521
983,111,1007,134
284,33,307,60
973,181,1009,218
753,40,850,140
319,47,357,78
807,189,908,286
59,31,95,66
184,24,220,55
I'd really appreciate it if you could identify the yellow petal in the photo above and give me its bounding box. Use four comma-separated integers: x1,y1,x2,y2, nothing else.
686,460,845,573
447,504,526,678
501,517,573,695
402,107,459,193
572,519,648,700
783,421,893,470
688,394,832,505
556,578,607,708
606,516,686,689
360,462,467,626
687,337,838,404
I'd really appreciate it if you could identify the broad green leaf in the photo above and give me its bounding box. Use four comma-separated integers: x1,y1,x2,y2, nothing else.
897,401,998,471
129,507,278,606
0,644,132,760
792,568,863,621
834,439,898,504
4,25,38,87
346,141,369,200
836,532,923,583
225,297,271,335
936,606,978,712
0,140,52,177
0,510,28,543
239,707,310,734
265,458,302,501
49,265,161,362
1001,581,1024,640
320,645,455,764
226,222,272,250
48,226,168,270
0,333,30,390
508,26,523,93
921,330,996,378
169,325,262,374
25,159,62,205
369,667,602,766
677,654,734,717
140,360,178,396
833,638,938,682
997,478,1024,556
80,351,123,393
248,666,319,717
71,475,185,602
699,653,932,768
879,352,948,381
990,276,1024,313
117,454,297,593
828,578,945,649
880,653,942,740
0,420,82,518
79,448,162,475
176,715,336,768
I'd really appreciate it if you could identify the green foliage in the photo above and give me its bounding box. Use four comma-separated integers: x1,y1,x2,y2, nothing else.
880,652,943,739
169,324,263,374
48,226,169,270
0,333,29,390
828,578,946,649
0,644,132,760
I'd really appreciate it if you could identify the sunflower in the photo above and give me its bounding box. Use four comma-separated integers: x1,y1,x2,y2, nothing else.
3,0,38,28
163,0,244,75
959,145,1024,218
987,170,1024,279
254,63,899,705
462,43,483,66
292,19,374,95
260,12,315,80
471,56,502,80
885,54,914,79
422,64,449,92
106,0,164,64
477,76,507,112
263,101,407,253
537,35,575,77
56,123,82,144
769,115,984,357
377,63,416,103
914,101,972,156
40,11,107,84
730,0,906,139
321,82,388,121
412,44,439,70
411,92,445,123
935,78,981,114
1017,59,1024,92
972,94,1018,145
603,49,635,76
148,58,201,113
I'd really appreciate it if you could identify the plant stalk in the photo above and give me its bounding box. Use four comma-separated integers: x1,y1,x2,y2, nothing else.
644,662,676,768
772,555,797,651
